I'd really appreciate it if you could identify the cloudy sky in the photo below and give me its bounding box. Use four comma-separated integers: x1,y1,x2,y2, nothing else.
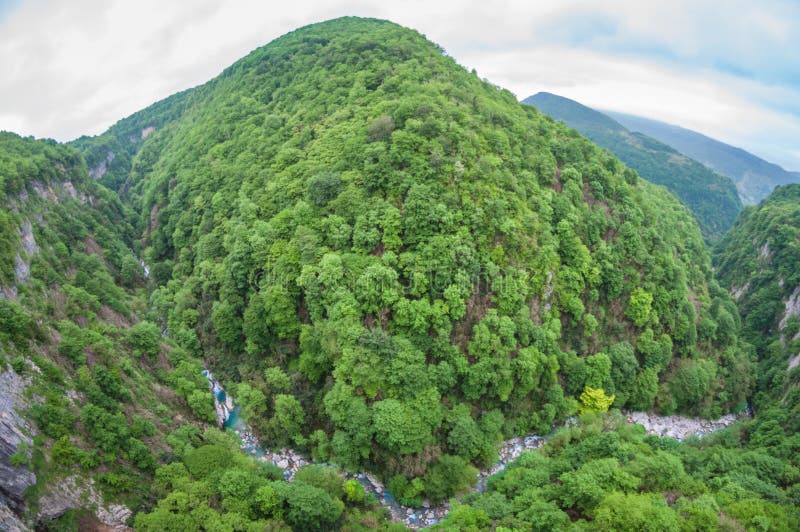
1,0,798,170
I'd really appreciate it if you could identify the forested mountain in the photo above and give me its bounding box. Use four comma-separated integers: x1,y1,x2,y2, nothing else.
74,15,754,505
608,111,800,205
0,134,393,530
715,184,800,403
70,89,195,193
0,132,208,529
524,92,742,240
3,16,798,532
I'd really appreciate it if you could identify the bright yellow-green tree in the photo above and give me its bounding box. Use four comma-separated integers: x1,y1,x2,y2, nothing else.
579,386,615,414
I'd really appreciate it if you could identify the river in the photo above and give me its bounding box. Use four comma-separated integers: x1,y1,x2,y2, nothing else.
202,370,745,529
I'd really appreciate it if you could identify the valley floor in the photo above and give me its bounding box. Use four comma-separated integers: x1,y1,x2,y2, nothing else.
204,370,746,529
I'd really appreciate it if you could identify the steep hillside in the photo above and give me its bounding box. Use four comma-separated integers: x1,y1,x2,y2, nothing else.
0,133,158,524
434,410,800,530
715,184,800,395
608,111,800,205
524,92,742,240
70,89,194,193
72,17,756,511
0,132,214,529
15,15,800,531
0,132,137,287
0,131,396,531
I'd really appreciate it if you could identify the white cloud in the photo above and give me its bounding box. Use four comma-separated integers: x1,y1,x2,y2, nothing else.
0,0,798,169
461,45,800,164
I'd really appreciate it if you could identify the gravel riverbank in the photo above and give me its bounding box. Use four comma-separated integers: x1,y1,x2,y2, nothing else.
203,370,746,529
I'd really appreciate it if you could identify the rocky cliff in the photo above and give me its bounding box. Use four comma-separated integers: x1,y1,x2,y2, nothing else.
0,369,36,530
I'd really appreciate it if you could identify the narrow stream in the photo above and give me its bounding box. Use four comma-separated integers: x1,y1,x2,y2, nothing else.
202,370,745,529
135,254,150,279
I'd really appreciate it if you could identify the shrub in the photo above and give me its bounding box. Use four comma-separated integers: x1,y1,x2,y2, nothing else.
127,320,161,358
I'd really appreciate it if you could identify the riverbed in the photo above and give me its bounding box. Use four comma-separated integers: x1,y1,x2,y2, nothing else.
202,370,745,529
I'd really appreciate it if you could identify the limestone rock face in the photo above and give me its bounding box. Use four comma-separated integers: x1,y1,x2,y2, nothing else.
0,501,27,532
37,476,131,529
0,370,36,519
0,369,131,530
780,286,800,330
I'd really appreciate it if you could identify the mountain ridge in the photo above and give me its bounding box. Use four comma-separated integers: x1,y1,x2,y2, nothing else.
523,92,743,240
606,110,800,205
97,17,751,479
6,16,798,531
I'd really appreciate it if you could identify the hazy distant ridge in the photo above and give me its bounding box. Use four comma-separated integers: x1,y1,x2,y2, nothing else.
524,92,742,240
606,111,800,205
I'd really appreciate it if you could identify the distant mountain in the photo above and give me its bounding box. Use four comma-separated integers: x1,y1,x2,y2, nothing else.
606,111,800,205
524,92,742,241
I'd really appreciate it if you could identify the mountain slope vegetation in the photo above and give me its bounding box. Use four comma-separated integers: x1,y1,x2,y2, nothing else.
0,131,203,528
6,16,791,531
524,92,742,240
715,184,800,411
452,183,800,532
0,132,393,531
70,89,194,193
434,412,800,531
73,17,754,507
608,111,800,205
431,186,800,530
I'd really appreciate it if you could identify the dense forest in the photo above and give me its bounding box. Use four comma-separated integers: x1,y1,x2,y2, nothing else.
0,131,218,527
440,184,800,530
0,131,395,530
714,184,800,433
435,412,799,530
524,92,743,241
0,16,797,532
91,16,753,495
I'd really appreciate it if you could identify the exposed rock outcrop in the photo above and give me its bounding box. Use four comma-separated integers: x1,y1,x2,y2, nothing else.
0,502,27,532
18,221,37,257
13,254,29,284
88,151,115,180
37,476,131,530
0,286,18,301
759,241,771,260
626,411,744,440
29,181,89,205
0,368,131,530
731,281,750,301
0,369,36,521
779,286,800,330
